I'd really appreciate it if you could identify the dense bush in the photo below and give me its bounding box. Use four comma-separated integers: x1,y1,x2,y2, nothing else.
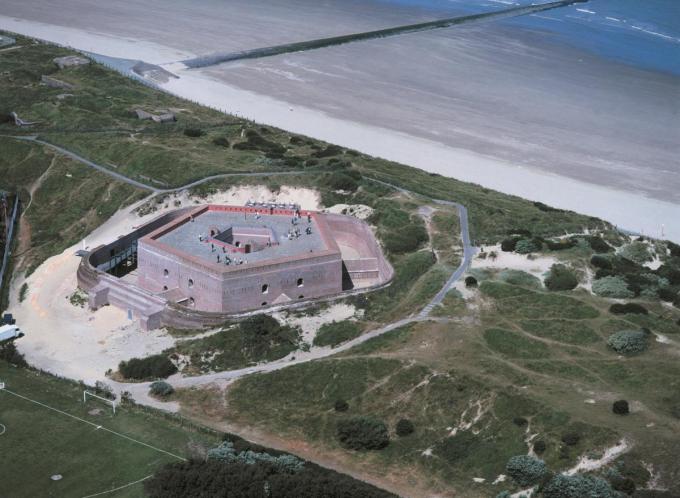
515,238,541,254
592,276,635,299
613,400,630,415
533,440,547,455
312,144,343,158
149,381,174,397
619,242,653,264
336,417,389,450
207,441,304,473
233,130,286,155
506,455,548,487
591,254,613,270
239,315,299,359
658,287,679,303
325,171,359,192
183,128,204,137
512,416,528,427
146,459,396,498
395,419,415,437
334,399,349,412
588,235,612,253
543,474,619,498
561,432,580,446
607,329,649,355
212,136,230,147
118,354,177,380
609,303,648,315
465,276,478,288
313,321,362,348
0,342,27,367
382,222,428,254
501,237,519,252
546,238,577,251
545,264,578,291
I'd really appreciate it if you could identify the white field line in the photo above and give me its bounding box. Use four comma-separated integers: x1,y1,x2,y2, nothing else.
80,475,153,498
0,388,186,461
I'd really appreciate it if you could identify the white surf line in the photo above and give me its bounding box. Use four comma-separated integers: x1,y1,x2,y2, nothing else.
0,388,186,461
80,475,153,498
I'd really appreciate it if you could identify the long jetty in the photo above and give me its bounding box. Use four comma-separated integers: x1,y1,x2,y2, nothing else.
182,0,587,68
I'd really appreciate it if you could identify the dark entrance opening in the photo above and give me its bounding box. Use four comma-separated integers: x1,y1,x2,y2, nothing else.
245,244,251,254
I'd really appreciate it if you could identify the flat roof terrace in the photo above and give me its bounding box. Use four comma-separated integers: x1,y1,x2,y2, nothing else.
154,208,328,266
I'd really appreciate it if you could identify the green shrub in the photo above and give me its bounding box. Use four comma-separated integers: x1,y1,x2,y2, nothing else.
19,283,28,303
383,223,428,254
395,419,415,437
149,381,174,397
334,399,349,412
336,417,389,450
609,303,648,315
206,441,304,473
607,329,649,355
591,254,613,270
545,264,578,291
546,238,577,251
465,276,478,288
533,440,547,454
588,236,612,253
619,242,653,264
183,128,204,137
498,269,541,288
561,432,580,446
543,474,619,498
506,455,548,487
118,354,177,380
0,342,27,367
313,321,361,348
592,276,635,299
612,400,629,415
501,238,519,252
212,136,230,147
515,238,541,254
658,287,679,303
312,144,343,158
325,171,359,192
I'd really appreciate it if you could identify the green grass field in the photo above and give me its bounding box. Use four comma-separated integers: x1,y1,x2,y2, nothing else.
0,365,220,498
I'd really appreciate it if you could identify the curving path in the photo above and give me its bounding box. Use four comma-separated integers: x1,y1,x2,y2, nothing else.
8,136,309,194
110,179,477,399
8,134,477,394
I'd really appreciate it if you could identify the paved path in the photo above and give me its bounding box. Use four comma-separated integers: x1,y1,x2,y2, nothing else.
8,136,308,194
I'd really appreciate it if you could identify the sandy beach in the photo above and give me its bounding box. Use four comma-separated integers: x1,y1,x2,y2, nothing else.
1,0,678,240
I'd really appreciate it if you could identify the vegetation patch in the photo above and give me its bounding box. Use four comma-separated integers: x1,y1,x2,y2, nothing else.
607,329,649,355
519,319,600,345
118,354,177,380
313,321,362,348
336,416,389,450
483,328,550,358
545,264,578,292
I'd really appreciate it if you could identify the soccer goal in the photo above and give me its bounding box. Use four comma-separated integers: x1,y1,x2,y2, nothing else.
83,390,116,415
0,380,5,389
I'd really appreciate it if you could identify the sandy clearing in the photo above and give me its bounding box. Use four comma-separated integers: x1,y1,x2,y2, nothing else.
325,203,373,220
272,303,359,344
565,439,631,475
472,244,558,280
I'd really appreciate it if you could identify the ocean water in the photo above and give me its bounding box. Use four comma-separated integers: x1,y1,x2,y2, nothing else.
378,0,680,76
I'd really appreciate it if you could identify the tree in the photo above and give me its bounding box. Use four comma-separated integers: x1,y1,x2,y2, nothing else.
118,354,177,380
183,128,204,137
612,400,630,415
395,419,415,437
505,455,548,487
501,238,518,252
334,399,349,412
533,440,547,455
561,432,580,446
545,264,578,291
619,242,653,264
336,417,389,450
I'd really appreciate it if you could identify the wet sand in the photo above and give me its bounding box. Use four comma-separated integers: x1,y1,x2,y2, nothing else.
1,0,678,239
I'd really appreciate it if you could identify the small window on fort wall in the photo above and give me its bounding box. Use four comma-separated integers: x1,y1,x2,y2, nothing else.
261,284,269,294
298,295,304,299
163,286,168,291
297,278,304,287
188,297,195,307
163,269,169,277
261,301,267,306
188,278,194,288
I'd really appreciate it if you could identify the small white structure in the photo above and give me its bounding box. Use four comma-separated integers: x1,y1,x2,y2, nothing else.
53,55,90,69
0,324,22,342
